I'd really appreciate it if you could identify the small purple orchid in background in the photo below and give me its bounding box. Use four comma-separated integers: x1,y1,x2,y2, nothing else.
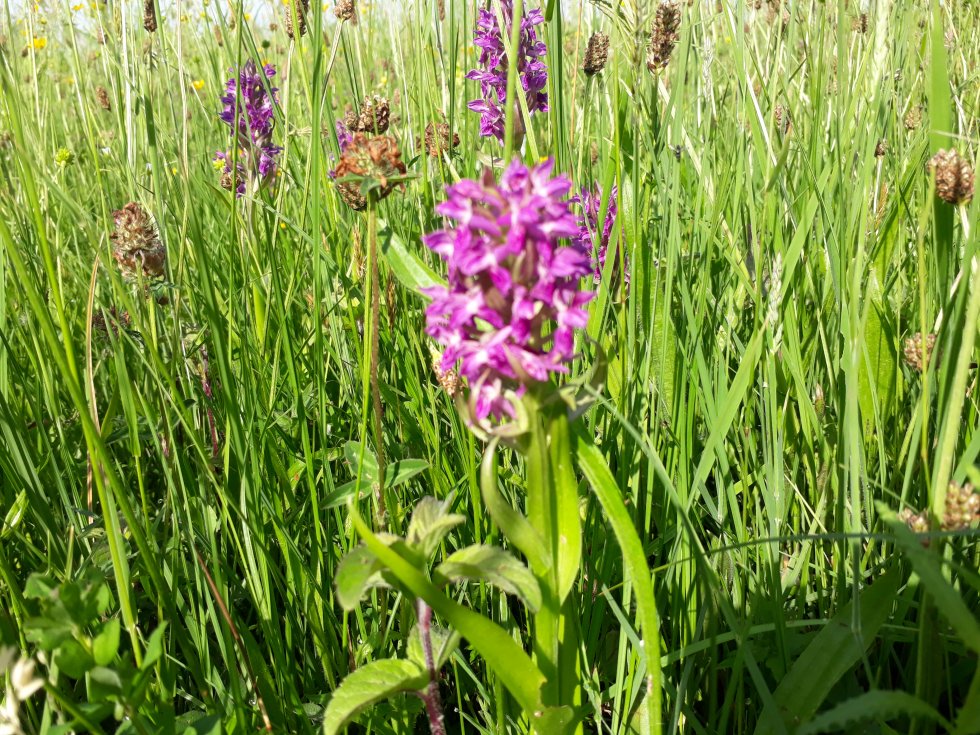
466,0,548,144
573,184,627,284
423,158,594,421
213,60,282,197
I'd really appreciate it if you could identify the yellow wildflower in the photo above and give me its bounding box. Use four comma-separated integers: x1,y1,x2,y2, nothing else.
32,36,47,50
192,79,205,90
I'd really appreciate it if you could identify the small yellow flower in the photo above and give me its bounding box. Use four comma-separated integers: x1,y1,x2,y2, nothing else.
32,36,47,50
279,222,286,229
170,166,178,175
244,13,251,20
72,3,84,10
192,79,205,90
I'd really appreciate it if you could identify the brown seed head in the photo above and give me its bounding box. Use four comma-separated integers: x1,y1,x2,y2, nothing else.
647,2,680,73
430,346,462,398
928,149,974,205
285,0,309,39
423,122,459,158
143,0,157,32
333,133,407,206
898,508,931,544
903,106,921,131
214,26,224,46
774,103,791,135
110,202,166,278
874,138,887,158
0,131,12,150
96,85,111,111
943,482,979,532
584,32,610,76
902,332,936,373
334,0,357,24
345,95,390,134
436,0,445,21
92,306,131,339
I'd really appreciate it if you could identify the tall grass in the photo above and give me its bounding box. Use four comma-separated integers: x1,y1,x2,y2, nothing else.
0,0,978,732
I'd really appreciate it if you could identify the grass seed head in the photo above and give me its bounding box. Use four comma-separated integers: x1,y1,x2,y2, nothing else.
96,85,111,111
143,0,157,33
423,121,459,158
943,483,979,531
334,0,357,24
903,105,921,131
902,332,936,373
110,202,166,279
928,149,974,205
285,0,309,39
584,32,610,76
874,138,887,157
648,2,680,73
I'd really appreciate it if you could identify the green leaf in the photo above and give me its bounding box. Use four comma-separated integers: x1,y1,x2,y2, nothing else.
322,658,428,735
954,665,980,735
799,690,951,734
480,440,551,576
378,220,445,294
347,502,547,717
576,432,662,735
881,507,980,654
141,623,167,671
325,446,429,509
335,544,386,611
1,490,27,538
406,496,465,560
548,409,581,605
55,638,95,678
93,618,121,666
407,624,460,671
753,568,901,734
434,544,542,611
857,278,897,441
87,665,125,700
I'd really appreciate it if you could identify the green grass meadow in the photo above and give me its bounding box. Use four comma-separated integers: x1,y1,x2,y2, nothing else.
0,0,979,732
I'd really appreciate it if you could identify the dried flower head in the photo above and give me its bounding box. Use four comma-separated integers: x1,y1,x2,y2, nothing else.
334,0,357,23
332,133,407,205
902,332,936,373
466,0,549,143
285,0,308,38
214,26,223,46
903,105,921,131
424,121,460,158
647,2,680,73
344,95,390,134
96,85,111,111
143,0,157,32
92,306,132,338
213,61,282,197
0,131,12,150
928,149,974,205
583,31,610,76
423,159,594,420
774,103,791,135
874,138,887,158
110,202,166,278
573,184,625,285
943,482,979,532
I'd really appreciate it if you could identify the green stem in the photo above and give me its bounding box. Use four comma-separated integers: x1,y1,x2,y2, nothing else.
502,0,526,160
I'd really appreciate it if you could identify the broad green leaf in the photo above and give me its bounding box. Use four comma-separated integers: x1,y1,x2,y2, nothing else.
955,665,980,735
322,658,428,735
347,501,547,717
576,432,662,735
93,618,120,666
335,544,386,611
531,705,579,735
434,544,542,611
799,690,952,734
326,446,428,508
55,639,95,678
378,220,444,294
480,439,551,575
406,496,465,560
857,279,897,442
549,409,581,605
141,623,167,671
753,568,901,734
881,507,980,653
407,623,461,671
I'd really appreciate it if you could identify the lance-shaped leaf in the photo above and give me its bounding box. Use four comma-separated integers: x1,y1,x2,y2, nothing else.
434,544,542,612
322,658,428,735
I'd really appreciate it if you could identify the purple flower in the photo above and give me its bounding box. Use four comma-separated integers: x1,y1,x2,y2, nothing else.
214,60,282,196
572,184,626,284
466,1,549,143
423,159,594,420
